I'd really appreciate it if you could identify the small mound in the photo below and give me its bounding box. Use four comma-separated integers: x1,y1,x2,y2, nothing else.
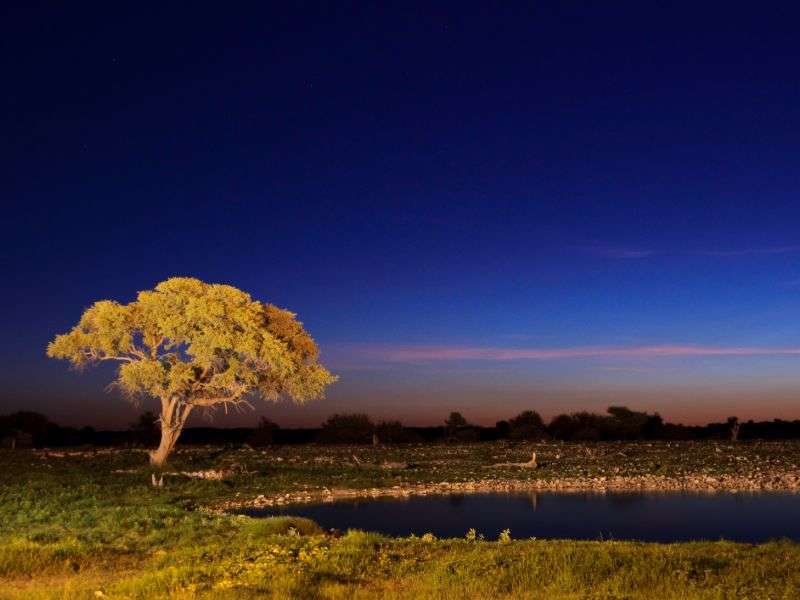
250,516,323,536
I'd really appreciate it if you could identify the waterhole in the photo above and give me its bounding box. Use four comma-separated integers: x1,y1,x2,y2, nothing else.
240,491,800,542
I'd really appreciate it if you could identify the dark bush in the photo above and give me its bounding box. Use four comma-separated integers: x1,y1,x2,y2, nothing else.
374,420,422,444
548,411,610,441
445,412,468,434
249,417,280,446
444,412,478,442
317,414,375,444
0,411,61,447
508,410,547,440
494,420,510,439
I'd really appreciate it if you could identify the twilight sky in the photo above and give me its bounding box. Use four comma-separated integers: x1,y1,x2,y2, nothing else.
3,3,800,427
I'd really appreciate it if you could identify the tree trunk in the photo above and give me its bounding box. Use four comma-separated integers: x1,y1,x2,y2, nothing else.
149,397,191,467
149,426,181,467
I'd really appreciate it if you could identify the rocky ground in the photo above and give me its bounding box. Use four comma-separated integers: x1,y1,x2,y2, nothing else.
25,440,800,510
137,439,800,509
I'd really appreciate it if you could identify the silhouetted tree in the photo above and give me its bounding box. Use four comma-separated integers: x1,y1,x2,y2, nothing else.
642,412,665,439
445,412,468,436
547,414,577,440
495,420,511,439
249,417,280,446
444,412,480,442
547,412,609,440
508,410,547,440
548,407,664,441
0,411,59,446
571,412,608,440
318,414,374,444
606,406,664,439
375,420,414,444
606,406,646,438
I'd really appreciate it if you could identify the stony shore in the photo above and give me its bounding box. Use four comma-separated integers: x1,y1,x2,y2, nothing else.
224,466,800,511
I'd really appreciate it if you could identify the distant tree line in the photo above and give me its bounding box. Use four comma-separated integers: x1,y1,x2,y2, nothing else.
3,407,800,448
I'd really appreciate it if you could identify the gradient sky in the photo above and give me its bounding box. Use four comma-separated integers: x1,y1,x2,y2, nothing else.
3,3,800,428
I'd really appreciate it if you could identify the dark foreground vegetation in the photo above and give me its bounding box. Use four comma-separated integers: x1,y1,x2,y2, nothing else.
3,407,799,450
3,442,800,598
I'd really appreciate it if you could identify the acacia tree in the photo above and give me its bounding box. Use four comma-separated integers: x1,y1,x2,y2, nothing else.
444,411,469,441
508,410,547,440
47,277,337,466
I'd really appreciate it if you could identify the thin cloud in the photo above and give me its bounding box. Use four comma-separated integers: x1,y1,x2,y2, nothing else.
352,344,800,363
598,366,661,373
698,246,800,257
577,244,653,259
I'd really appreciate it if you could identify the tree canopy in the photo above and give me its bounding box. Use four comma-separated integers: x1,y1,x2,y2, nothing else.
508,410,547,440
47,277,337,464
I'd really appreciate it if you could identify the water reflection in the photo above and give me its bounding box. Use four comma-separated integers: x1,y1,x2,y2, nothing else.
448,494,465,508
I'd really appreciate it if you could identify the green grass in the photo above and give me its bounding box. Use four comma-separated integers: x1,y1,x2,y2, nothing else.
2,442,800,598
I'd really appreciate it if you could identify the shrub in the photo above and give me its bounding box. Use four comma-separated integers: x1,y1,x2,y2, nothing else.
444,412,479,442
249,417,280,447
375,420,422,444
508,410,547,440
317,414,375,444
495,420,511,439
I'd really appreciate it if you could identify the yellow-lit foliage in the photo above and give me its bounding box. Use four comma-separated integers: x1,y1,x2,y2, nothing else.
47,277,337,464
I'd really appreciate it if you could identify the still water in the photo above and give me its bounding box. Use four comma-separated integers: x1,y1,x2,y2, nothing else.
241,491,800,542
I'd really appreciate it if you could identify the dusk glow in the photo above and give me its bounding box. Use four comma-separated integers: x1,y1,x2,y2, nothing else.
4,3,800,429
349,344,800,362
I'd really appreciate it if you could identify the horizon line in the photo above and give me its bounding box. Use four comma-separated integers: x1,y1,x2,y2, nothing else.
336,344,800,363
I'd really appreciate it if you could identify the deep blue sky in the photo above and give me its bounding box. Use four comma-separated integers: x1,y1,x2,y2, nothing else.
3,2,800,427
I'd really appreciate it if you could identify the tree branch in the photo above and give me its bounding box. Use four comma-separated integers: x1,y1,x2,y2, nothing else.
147,336,165,359
188,384,252,413
85,350,135,363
